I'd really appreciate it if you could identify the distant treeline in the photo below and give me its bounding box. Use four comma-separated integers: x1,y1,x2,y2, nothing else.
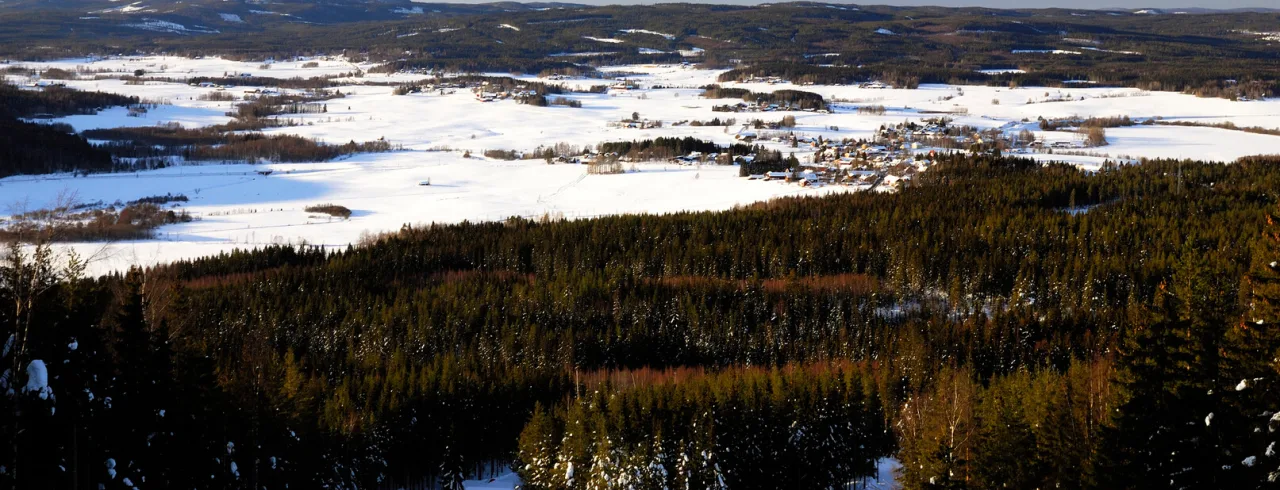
738,150,796,176
2,3,1280,99
1038,115,1138,131
718,62,1279,100
717,64,922,89
0,120,113,178
702,85,829,111
597,136,758,160
0,80,138,119
178,75,348,89
88,125,394,163
0,202,192,242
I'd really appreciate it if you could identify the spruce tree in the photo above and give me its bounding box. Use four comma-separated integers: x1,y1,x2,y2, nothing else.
1222,208,1280,484
517,403,558,488
1101,279,1225,490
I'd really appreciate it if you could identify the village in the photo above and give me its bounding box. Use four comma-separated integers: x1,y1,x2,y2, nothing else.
722,116,1101,191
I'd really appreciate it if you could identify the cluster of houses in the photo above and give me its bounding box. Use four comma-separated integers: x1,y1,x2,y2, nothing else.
244,88,282,96
190,78,261,90
871,119,1052,153
744,165,900,190
398,81,464,95
25,80,67,88
670,152,720,165
876,119,1091,153
606,118,663,129
808,137,930,188
1034,140,1084,150
875,120,963,144
745,168,894,189
740,76,790,84
609,80,640,92
471,82,536,102
735,128,946,191
714,101,830,113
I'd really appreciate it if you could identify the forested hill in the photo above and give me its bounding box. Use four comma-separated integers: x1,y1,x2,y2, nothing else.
4,153,1280,489
2,3,1279,98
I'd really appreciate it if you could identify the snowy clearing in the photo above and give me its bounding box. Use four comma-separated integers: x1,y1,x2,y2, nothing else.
619,29,677,40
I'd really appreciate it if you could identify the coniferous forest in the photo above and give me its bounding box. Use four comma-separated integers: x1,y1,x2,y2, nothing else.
3,154,1280,489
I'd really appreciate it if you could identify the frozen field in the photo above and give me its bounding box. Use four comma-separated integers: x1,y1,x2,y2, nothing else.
4,55,1280,275
3,154,842,275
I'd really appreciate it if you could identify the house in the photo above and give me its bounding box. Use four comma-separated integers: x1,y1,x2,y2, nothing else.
610,80,639,91
764,171,791,180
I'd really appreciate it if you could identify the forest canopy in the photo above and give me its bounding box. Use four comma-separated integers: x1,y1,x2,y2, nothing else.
3,153,1280,488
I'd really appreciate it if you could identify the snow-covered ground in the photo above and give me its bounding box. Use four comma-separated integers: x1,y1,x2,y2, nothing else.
856,458,902,490
7,156,841,275
5,55,1280,275
456,458,901,489
463,472,521,489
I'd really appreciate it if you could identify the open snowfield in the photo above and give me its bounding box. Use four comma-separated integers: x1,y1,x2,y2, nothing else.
3,154,842,275
4,55,1280,275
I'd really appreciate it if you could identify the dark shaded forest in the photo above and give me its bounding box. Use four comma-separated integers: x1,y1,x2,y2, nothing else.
0,81,137,119
0,119,115,177
3,153,1280,488
0,82,138,177
0,82,397,179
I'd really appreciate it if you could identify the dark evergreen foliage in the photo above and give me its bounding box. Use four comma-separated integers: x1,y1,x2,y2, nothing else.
0,119,114,177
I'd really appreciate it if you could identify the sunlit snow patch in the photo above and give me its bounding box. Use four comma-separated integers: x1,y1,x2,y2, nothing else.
619,29,676,40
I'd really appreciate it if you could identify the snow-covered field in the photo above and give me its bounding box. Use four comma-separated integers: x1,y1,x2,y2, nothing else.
5,55,1280,275
7,156,841,274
